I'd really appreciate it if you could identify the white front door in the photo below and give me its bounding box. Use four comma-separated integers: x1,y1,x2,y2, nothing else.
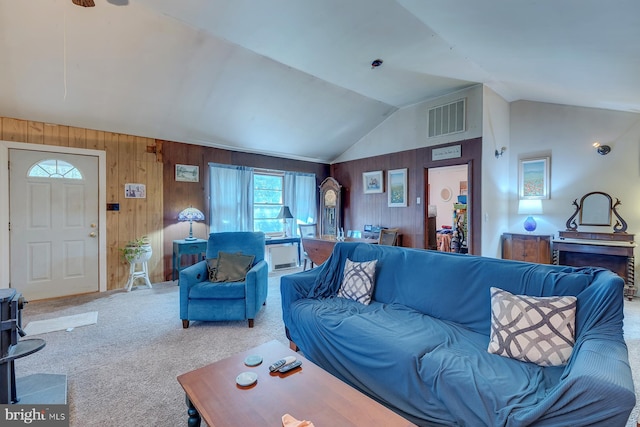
9,149,99,300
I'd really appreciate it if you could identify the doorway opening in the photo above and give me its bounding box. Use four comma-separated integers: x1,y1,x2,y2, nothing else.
425,164,470,253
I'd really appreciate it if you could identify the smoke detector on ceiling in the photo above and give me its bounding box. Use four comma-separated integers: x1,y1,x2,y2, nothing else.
592,141,611,155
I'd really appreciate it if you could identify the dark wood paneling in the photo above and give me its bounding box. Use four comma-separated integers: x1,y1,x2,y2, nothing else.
161,141,330,280
331,138,482,253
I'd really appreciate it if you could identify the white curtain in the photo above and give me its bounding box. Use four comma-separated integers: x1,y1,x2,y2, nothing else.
285,172,317,236
209,163,254,232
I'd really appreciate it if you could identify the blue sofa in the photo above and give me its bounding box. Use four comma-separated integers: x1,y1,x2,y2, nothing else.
281,242,635,426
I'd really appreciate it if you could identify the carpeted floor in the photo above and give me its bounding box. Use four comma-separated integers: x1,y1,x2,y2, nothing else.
14,270,640,427
16,270,295,427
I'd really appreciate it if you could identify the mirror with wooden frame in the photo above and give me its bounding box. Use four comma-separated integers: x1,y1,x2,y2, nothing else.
319,177,341,237
565,191,627,233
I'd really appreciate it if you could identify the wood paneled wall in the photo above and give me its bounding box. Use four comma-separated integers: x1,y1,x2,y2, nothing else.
4,116,484,288
161,141,329,280
331,138,482,253
1,116,330,290
1,117,164,290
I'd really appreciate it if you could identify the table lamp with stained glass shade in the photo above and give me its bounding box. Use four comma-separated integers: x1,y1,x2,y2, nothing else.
277,206,294,237
518,199,543,232
178,206,205,241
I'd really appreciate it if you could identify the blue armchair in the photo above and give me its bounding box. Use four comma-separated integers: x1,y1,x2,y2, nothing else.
180,232,268,328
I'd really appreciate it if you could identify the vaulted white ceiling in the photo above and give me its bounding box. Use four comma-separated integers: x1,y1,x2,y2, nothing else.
1,1,638,163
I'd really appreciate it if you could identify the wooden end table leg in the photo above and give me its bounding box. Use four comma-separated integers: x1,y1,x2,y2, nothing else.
185,395,201,427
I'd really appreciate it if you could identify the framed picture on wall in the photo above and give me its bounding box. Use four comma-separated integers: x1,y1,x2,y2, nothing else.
175,164,199,182
519,157,550,199
125,183,146,199
388,168,408,207
362,171,383,194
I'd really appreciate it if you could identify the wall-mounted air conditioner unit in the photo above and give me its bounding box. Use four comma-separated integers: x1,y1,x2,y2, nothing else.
268,244,298,271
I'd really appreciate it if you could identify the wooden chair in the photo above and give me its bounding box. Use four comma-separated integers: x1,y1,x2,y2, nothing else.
378,228,399,246
298,223,318,270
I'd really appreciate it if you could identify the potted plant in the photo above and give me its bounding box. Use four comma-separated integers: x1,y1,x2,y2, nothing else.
120,236,152,264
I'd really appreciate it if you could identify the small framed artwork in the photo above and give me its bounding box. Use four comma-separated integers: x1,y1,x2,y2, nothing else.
362,171,383,194
388,168,408,207
519,157,550,199
175,164,199,182
125,183,146,199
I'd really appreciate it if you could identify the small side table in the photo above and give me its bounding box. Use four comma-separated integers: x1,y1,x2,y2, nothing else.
173,239,208,281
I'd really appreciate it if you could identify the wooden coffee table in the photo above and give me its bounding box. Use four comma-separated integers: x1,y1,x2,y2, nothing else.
177,339,415,426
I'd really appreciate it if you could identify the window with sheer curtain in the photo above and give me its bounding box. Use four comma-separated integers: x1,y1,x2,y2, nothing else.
253,171,284,234
209,163,316,234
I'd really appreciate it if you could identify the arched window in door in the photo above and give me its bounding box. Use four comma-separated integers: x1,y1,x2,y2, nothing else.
27,159,83,179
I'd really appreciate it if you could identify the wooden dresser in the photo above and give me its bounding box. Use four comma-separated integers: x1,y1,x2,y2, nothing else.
502,233,552,264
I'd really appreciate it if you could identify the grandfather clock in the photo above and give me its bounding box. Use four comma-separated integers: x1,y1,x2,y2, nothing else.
319,177,341,237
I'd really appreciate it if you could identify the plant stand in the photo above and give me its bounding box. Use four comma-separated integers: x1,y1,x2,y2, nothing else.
124,260,152,292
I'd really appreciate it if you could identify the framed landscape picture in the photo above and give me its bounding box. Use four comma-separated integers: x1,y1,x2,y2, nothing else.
388,168,408,207
362,171,383,194
175,164,199,182
519,157,550,199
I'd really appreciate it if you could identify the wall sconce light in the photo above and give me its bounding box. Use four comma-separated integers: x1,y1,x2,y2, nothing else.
518,199,543,232
593,142,611,155
494,146,506,158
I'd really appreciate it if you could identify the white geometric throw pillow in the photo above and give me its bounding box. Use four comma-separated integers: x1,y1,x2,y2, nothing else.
487,287,577,367
337,259,377,305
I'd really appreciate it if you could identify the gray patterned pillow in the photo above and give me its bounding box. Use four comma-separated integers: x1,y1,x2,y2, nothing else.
337,259,377,305
488,287,577,367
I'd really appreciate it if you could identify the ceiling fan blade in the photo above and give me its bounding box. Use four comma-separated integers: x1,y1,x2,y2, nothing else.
72,0,96,7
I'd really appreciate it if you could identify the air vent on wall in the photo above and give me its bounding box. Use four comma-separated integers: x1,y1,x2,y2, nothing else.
428,98,465,138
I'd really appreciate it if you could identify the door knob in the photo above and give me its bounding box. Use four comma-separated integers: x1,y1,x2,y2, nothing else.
89,232,97,237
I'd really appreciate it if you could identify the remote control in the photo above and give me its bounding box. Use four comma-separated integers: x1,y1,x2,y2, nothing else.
268,356,296,372
278,360,302,373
